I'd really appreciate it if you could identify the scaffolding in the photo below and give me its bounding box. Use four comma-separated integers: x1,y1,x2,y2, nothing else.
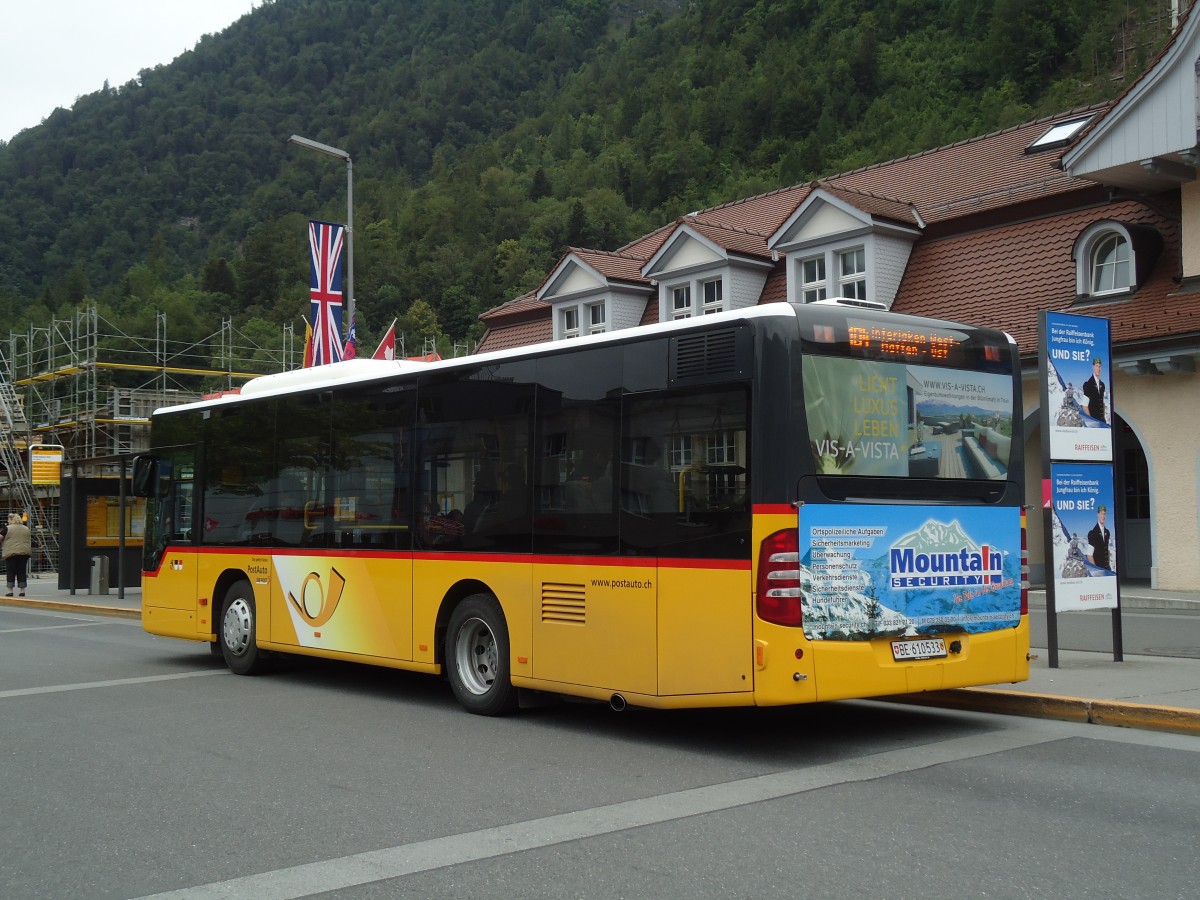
0,305,296,571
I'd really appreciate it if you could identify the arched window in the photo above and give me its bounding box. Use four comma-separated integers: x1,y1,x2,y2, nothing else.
1073,221,1158,300
1089,232,1131,294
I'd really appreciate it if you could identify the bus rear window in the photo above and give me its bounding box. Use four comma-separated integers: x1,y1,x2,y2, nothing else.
802,355,1014,480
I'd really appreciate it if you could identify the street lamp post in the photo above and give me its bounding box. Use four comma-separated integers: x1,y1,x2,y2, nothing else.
287,134,354,334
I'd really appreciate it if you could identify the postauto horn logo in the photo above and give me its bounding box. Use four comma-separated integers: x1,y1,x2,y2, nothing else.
287,566,346,627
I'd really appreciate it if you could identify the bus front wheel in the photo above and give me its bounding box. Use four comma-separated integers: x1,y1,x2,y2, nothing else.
445,594,518,716
220,580,266,676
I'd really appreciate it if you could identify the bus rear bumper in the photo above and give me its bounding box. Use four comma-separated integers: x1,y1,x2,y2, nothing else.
807,617,1031,703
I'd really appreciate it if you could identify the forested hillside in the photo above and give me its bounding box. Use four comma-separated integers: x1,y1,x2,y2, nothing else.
0,0,1177,355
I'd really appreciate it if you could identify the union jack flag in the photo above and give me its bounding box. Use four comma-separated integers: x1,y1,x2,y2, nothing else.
308,220,345,366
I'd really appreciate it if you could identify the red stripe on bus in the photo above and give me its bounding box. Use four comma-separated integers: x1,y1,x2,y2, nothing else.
146,546,746,570
657,557,750,571
754,504,795,515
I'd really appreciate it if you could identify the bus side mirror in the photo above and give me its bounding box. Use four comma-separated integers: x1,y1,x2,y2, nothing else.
131,455,158,497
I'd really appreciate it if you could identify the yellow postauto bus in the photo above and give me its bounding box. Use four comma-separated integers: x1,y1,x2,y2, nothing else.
134,300,1028,715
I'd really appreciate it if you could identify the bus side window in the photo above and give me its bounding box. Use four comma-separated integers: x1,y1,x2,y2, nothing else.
416,369,535,553
621,386,750,558
532,347,621,556
330,387,415,551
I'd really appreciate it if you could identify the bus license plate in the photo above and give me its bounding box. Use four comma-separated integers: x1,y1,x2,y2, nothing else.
891,638,947,661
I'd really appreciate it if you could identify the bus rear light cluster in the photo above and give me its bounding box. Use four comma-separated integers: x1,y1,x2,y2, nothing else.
756,528,803,627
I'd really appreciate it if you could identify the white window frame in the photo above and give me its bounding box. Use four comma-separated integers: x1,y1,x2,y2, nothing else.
587,301,606,334
838,247,866,300
561,307,579,339
671,285,692,319
1089,232,1131,295
1074,222,1141,299
800,255,827,304
701,278,724,315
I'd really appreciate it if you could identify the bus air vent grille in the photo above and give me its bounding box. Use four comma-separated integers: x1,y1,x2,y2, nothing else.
541,582,586,624
670,327,750,386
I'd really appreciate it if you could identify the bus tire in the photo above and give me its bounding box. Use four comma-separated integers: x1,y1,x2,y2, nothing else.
445,593,518,716
220,579,266,676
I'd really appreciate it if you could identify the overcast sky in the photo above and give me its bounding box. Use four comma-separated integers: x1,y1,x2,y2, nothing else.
2,1,259,143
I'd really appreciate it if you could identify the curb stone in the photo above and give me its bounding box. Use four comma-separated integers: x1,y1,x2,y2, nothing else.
884,687,1200,736
0,597,141,620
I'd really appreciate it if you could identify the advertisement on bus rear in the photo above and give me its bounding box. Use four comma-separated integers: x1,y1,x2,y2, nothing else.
798,503,1022,641
802,356,1014,480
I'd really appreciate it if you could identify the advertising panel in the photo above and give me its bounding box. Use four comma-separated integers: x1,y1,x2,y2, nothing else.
798,503,1022,641
1048,463,1118,611
1044,312,1112,461
802,357,1013,480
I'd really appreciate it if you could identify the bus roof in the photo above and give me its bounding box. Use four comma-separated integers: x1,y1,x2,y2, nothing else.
154,300,1012,416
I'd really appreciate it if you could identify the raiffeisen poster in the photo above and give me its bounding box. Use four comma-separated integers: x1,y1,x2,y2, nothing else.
803,356,1014,479
798,504,1022,641
1049,463,1118,611
1045,312,1112,461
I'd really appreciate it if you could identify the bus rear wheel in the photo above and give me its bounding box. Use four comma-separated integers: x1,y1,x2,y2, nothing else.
445,594,518,716
220,579,266,675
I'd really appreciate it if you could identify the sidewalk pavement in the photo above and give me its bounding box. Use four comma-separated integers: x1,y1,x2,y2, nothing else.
4,576,1199,736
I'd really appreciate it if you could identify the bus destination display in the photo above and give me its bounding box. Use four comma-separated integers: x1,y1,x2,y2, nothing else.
847,319,959,363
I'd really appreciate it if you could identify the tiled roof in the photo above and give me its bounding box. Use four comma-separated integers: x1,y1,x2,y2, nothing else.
815,182,922,227
567,247,650,283
478,106,1195,353
638,294,659,326
760,269,788,303
683,220,773,259
618,223,676,257
479,291,542,323
827,106,1108,223
895,196,1187,353
688,185,811,234
474,316,552,353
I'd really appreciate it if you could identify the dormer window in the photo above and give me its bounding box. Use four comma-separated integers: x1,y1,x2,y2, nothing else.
588,301,606,334
701,279,724,314
1090,232,1131,294
561,307,579,339
838,248,866,300
1073,221,1160,301
671,285,692,319
801,256,827,303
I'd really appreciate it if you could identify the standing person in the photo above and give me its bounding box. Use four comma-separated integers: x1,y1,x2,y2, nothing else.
1087,504,1113,572
3,512,32,597
1082,356,1107,423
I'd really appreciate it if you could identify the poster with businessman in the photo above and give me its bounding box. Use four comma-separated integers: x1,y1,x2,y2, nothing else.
1044,312,1112,462
1048,462,1118,611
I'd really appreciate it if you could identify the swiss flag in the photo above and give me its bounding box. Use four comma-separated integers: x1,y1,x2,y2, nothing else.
372,320,397,360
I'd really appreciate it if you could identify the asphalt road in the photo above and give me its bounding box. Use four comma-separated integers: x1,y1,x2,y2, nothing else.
3,603,1198,900
1029,604,1200,658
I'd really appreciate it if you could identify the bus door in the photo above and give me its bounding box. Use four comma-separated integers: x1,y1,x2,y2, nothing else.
261,390,416,661
139,443,201,638
622,387,753,697
529,356,660,696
